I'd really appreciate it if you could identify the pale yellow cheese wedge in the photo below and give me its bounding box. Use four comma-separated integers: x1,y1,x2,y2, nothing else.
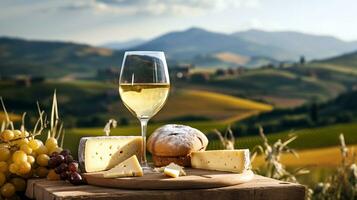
164,168,180,178
191,149,250,173
103,155,143,178
154,163,186,178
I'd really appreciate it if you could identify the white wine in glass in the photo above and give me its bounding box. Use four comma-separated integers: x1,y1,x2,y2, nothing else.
119,51,170,170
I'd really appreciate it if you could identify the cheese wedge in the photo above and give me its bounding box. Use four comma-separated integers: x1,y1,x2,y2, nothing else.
163,163,186,178
191,149,250,173
78,136,142,172
164,167,180,178
154,163,186,176
103,155,143,178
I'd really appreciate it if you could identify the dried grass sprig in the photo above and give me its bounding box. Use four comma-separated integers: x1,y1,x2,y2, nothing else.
0,91,64,146
0,103,46,145
213,125,235,150
20,112,26,132
47,91,65,145
252,126,308,182
103,119,117,136
313,134,357,199
252,126,312,199
60,129,65,147
0,97,14,130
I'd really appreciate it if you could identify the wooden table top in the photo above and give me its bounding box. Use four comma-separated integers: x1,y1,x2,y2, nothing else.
25,175,306,200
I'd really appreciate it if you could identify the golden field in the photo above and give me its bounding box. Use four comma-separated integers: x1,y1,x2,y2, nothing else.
253,145,357,168
155,89,273,123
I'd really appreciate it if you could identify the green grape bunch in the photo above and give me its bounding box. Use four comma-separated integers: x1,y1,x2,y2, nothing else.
0,92,66,199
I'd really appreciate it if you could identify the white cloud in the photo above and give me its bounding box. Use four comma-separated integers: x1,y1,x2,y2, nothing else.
58,0,261,16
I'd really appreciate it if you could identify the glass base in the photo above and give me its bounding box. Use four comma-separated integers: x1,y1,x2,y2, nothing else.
142,167,155,174
141,164,158,174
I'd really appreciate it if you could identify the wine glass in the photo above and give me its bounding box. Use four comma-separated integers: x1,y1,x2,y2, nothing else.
119,51,170,170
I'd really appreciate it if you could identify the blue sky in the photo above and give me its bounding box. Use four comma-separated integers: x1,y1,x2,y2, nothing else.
0,0,356,45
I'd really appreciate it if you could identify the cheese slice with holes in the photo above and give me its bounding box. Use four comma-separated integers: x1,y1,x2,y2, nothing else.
191,149,250,173
103,155,143,178
78,136,142,172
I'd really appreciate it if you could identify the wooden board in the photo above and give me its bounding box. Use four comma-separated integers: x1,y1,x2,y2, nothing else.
83,168,254,190
26,176,306,200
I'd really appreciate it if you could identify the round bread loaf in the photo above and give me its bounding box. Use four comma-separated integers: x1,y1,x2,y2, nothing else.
147,124,208,166
152,155,191,167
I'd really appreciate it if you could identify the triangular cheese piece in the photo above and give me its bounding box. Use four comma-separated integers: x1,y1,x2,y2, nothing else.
103,155,143,178
163,163,186,178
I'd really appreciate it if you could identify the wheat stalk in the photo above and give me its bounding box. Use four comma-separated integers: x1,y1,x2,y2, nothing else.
103,119,117,136
0,91,64,146
213,125,235,150
0,97,14,130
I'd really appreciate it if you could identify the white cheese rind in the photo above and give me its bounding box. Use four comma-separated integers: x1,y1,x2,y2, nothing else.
103,155,143,178
78,136,142,173
191,149,250,173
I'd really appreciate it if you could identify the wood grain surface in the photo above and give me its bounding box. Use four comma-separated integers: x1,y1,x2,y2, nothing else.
26,175,306,200
84,168,254,189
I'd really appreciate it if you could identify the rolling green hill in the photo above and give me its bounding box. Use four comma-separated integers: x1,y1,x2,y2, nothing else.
232,90,357,137
318,50,357,67
0,37,124,78
313,50,357,74
0,79,272,127
158,89,272,123
185,68,348,108
230,122,357,151
185,47,357,108
189,53,279,68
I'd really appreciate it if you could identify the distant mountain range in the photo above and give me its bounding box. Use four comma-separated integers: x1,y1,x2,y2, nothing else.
1,27,357,77
131,28,289,61
101,38,146,50
103,27,357,63
232,29,357,60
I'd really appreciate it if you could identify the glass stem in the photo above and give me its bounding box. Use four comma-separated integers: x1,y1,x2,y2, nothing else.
140,118,149,167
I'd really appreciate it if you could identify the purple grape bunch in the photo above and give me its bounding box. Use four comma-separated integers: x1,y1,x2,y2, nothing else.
49,149,85,185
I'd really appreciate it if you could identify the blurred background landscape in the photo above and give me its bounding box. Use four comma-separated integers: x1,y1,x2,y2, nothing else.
1,0,357,189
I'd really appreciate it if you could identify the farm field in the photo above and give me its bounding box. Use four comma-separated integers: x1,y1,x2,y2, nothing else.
0,80,272,125
252,145,355,187
310,63,357,75
253,144,357,168
154,89,272,122
230,122,357,150
184,67,350,108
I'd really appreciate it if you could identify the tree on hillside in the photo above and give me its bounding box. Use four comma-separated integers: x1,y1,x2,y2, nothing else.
190,73,210,83
300,56,306,66
309,102,319,124
227,68,235,75
215,68,226,76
